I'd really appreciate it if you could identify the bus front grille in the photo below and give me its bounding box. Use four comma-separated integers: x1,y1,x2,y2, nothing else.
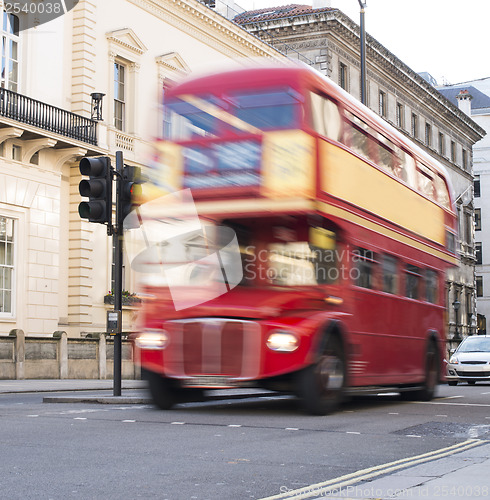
167,319,261,379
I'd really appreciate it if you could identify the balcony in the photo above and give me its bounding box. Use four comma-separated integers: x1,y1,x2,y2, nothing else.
0,87,97,146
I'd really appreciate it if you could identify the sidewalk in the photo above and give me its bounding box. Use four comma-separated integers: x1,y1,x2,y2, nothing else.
309,441,490,500
0,378,146,394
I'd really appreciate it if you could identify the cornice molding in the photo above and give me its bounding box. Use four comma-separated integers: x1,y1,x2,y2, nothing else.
125,0,284,61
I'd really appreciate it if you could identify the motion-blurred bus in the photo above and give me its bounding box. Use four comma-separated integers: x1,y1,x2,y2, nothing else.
132,63,458,415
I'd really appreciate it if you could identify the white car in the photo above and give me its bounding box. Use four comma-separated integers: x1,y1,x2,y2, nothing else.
446,335,490,385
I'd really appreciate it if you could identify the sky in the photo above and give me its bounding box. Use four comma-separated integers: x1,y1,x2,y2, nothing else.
235,0,490,86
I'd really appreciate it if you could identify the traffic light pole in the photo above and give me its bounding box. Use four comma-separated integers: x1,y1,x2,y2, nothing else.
113,150,124,396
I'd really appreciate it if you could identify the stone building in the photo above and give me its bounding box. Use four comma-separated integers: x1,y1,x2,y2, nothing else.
0,0,283,337
233,2,486,343
438,79,490,334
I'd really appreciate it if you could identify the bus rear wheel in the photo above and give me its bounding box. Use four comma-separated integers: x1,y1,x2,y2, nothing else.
401,340,439,401
298,335,345,416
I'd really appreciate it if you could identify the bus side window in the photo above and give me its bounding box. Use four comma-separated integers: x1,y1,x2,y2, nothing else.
348,122,370,158
310,92,342,142
425,269,438,303
394,148,416,186
377,142,396,174
354,247,377,289
309,226,338,285
405,264,422,300
417,163,435,199
434,174,451,209
382,254,398,294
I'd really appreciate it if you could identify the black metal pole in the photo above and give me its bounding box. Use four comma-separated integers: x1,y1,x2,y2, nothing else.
113,150,124,396
358,0,367,105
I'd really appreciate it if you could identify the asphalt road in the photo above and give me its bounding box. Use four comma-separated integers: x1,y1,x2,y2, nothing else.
0,384,489,499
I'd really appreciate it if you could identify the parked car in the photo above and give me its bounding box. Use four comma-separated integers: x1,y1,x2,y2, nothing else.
446,335,490,385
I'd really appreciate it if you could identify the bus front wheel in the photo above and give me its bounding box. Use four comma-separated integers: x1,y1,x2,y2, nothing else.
298,334,345,416
143,369,176,410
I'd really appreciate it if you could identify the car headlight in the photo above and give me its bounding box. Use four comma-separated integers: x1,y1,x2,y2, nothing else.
449,356,459,364
266,330,299,352
135,331,169,350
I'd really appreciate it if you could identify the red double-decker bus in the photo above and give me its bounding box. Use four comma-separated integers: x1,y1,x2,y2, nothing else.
132,63,458,415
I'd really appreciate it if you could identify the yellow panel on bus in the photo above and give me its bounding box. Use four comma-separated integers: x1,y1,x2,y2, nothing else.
261,130,316,199
321,142,445,245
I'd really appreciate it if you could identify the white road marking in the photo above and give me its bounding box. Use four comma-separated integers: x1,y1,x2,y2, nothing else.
417,401,490,407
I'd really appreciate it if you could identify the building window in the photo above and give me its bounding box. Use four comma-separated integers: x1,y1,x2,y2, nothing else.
438,132,445,156
465,211,473,245
1,10,19,92
425,123,432,147
462,148,468,171
475,208,481,231
12,144,20,161
476,242,482,265
450,141,456,162
114,62,126,131
396,102,404,129
411,113,418,139
379,90,387,117
339,62,348,91
474,176,481,197
476,276,483,297
0,216,14,315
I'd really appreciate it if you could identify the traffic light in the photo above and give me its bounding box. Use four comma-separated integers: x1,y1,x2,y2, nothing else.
78,156,113,225
119,165,144,229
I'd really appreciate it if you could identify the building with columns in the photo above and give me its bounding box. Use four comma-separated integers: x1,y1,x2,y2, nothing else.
232,2,485,344
0,0,283,337
438,79,490,334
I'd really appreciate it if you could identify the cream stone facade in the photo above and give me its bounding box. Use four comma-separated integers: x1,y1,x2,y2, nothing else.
0,0,284,337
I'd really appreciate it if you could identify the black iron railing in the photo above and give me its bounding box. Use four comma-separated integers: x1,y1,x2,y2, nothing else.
0,87,97,145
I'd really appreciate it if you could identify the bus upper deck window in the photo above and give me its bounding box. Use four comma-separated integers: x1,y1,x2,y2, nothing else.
227,88,303,133
165,94,224,141
310,93,342,142
434,174,451,210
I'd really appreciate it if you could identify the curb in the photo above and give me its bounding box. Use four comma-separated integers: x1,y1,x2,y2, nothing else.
43,396,152,404
43,390,280,405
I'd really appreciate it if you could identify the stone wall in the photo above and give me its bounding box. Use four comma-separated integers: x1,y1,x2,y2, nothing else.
0,330,138,380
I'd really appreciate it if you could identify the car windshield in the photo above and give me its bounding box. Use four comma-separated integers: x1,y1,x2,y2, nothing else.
457,337,490,353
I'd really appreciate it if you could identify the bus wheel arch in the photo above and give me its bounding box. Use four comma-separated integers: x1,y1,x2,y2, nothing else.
297,322,347,416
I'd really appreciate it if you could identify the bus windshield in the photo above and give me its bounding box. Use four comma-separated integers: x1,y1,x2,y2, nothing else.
164,87,303,141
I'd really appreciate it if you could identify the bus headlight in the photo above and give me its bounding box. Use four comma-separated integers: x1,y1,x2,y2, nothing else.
266,330,299,352
135,331,169,350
